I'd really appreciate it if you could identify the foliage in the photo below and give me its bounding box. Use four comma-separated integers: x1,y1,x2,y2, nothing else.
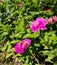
0,0,57,65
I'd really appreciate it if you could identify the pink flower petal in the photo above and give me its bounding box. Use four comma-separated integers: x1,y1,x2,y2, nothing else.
22,39,31,49
30,17,47,32
14,43,24,54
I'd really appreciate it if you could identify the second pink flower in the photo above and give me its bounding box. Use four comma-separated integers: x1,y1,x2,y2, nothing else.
30,18,47,32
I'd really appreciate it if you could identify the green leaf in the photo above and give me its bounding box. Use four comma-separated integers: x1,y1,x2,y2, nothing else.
10,40,19,44
45,54,54,62
23,31,40,38
1,41,9,51
54,62,57,65
5,10,19,21
6,52,14,59
32,0,40,4
2,32,8,36
42,50,55,62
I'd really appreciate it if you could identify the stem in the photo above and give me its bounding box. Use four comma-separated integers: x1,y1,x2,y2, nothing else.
30,51,40,65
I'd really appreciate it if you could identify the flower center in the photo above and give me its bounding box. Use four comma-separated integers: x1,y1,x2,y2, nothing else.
23,43,28,47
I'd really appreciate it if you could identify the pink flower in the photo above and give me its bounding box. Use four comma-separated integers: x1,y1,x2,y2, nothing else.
14,43,24,54
14,39,31,54
30,18,47,32
18,3,22,8
30,20,39,32
36,18,47,30
22,39,31,49
48,16,57,24
48,17,53,24
53,16,57,22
